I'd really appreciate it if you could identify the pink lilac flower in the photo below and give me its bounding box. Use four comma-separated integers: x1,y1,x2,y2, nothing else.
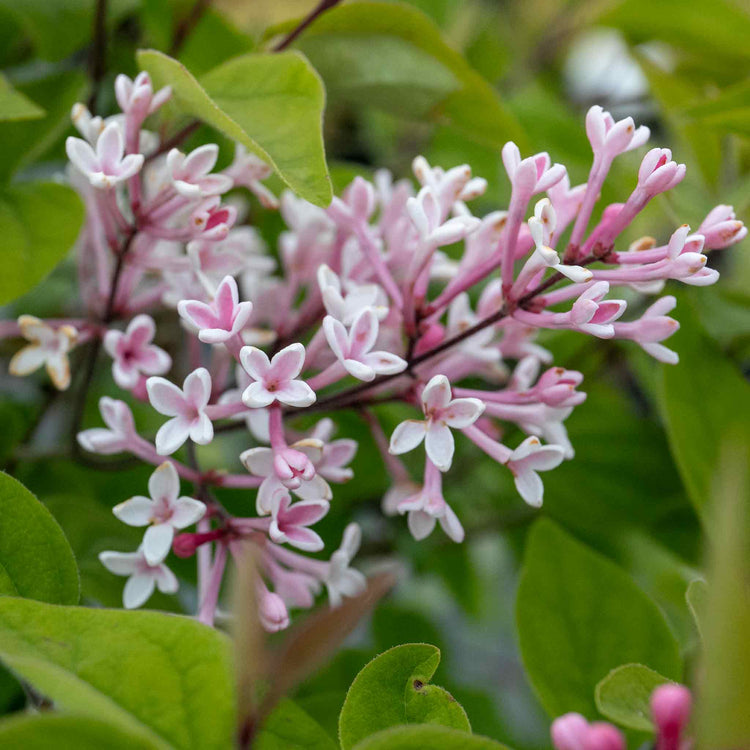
99,547,178,609
114,72,171,121
240,343,316,408
698,204,747,250
506,436,566,507
113,462,206,564
317,265,388,324
66,122,144,189
77,397,138,454
9,316,78,390
104,314,171,389
177,275,253,345
325,523,367,607
147,367,214,455
323,308,407,381
267,486,329,552
224,144,279,209
167,144,233,198
389,374,484,471
551,713,625,750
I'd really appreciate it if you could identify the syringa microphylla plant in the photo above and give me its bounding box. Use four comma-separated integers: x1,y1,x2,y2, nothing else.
5,72,746,631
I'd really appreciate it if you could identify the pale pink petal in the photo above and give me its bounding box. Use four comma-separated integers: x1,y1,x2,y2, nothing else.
147,377,187,417
179,300,218,330
425,422,455,471
282,499,329,527
240,447,274,476
275,380,316,408
142,523,174,565
408,510,436,540
112,496,154,527
361,351,407,376
9,345,46,376
439,504,465,542
270,343,306,382
240,346,270,381
154,564,179,594
514,467,544,507
442,397,485,428
183,368,212,410
421,374,452,412
123,573,155,609
343,358,375,381
348,308,378,358
77,428,125,454
65,137,99,174
99,550,139,575
155,416,191,455
242,381,275,408
138,346,171,375
100,397,134,433
102,329,123,359
280,525,324,552
96,123,124,170
46,353,72,390
171,497,206,528
293,474,332,502
389,420,427,455
214,276,239,320
189,411,214,445
182,144,218,179
323,315,349,361
257,475,282,515
148,461,180,503
127,315,156,349
525,445,565,472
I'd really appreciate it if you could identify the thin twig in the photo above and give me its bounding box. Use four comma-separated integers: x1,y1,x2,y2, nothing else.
272,0,343,52
170,0,213,56
87,0,109,113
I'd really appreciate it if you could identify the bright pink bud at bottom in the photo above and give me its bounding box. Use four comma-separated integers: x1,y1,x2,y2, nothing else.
583,723,625,750
651,683,692,750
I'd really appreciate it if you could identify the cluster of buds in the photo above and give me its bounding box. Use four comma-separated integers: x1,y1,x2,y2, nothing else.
4,72,745,629
551,682,693,750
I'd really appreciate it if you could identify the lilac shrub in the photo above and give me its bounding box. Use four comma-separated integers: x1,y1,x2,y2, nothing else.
7,72,745,630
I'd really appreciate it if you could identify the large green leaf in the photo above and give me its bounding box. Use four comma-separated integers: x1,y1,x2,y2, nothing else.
339,643,471,750
280,1,525,148
595,664,672,731
0,713,159,750
0,473,78,604
137,49,331,206
255,698,337,750
516,519,681,719
656,300,750,520
352,724,510,750
0,182,84,305
0,74,44,122
0,597,236,750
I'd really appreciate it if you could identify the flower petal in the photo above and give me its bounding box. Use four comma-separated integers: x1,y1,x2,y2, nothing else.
98,550,139,575
142,523,174,565
389,420,426,455
270,343,306,381
513,467,544,507
148,461,180,504
155,416,191,455
407,510,436,540
276,380,316,408
425,422,455,472
421,374,452,412
123,573,156,609
113,496,154,527
171,497,206,528
147,377,187,417
442,397,485,428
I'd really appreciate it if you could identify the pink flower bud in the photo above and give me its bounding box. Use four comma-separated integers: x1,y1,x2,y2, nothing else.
551,712,589,750
651,683,692,750
583,723,625,750
173,530,225,558
698,204,747,250
258,589,290,632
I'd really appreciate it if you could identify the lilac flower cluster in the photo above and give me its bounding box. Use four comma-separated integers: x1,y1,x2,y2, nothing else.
6,72,745,628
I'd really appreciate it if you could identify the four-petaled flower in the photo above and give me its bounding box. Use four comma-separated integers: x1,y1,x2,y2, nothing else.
506,436,565,507
268,487,329,552
178,275,253,344
240,343,316,408
147,367,214,455
104,314,171,389
99,547,178,609
66,122,144,189
113,462,206,564
323,308,407,382
77,397,137,454
10,316,78,390
167,144,233,198
325,523,367,608
389,374,485,471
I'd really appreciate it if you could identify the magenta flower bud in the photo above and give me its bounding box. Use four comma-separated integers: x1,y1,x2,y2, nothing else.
551,712,589,750
651,683,692,750
172,529,224,558
583,723,625,750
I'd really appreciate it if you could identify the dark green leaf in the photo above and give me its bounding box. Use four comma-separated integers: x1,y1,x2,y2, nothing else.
0,597,236,750
0,75,45,122
0,472,78,604
516,519,682,718
339,643,471,749
595,663,672,731
0,182,84,305
137,49,331,206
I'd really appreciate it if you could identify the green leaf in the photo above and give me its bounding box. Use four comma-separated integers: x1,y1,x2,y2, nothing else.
696,439,750,748
339,643,471,749
0,597,236,750
282,1,525,148
0,70,87,181
137,49,331,206
656,300,750,520
685,579,708,639
0,713,159,750
595,664,673,731
0,182,84,305
0,74,45,122
351,724,510,750
255,698,338,750
683,78,750,138
0,473,78,604
516,519,682,719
